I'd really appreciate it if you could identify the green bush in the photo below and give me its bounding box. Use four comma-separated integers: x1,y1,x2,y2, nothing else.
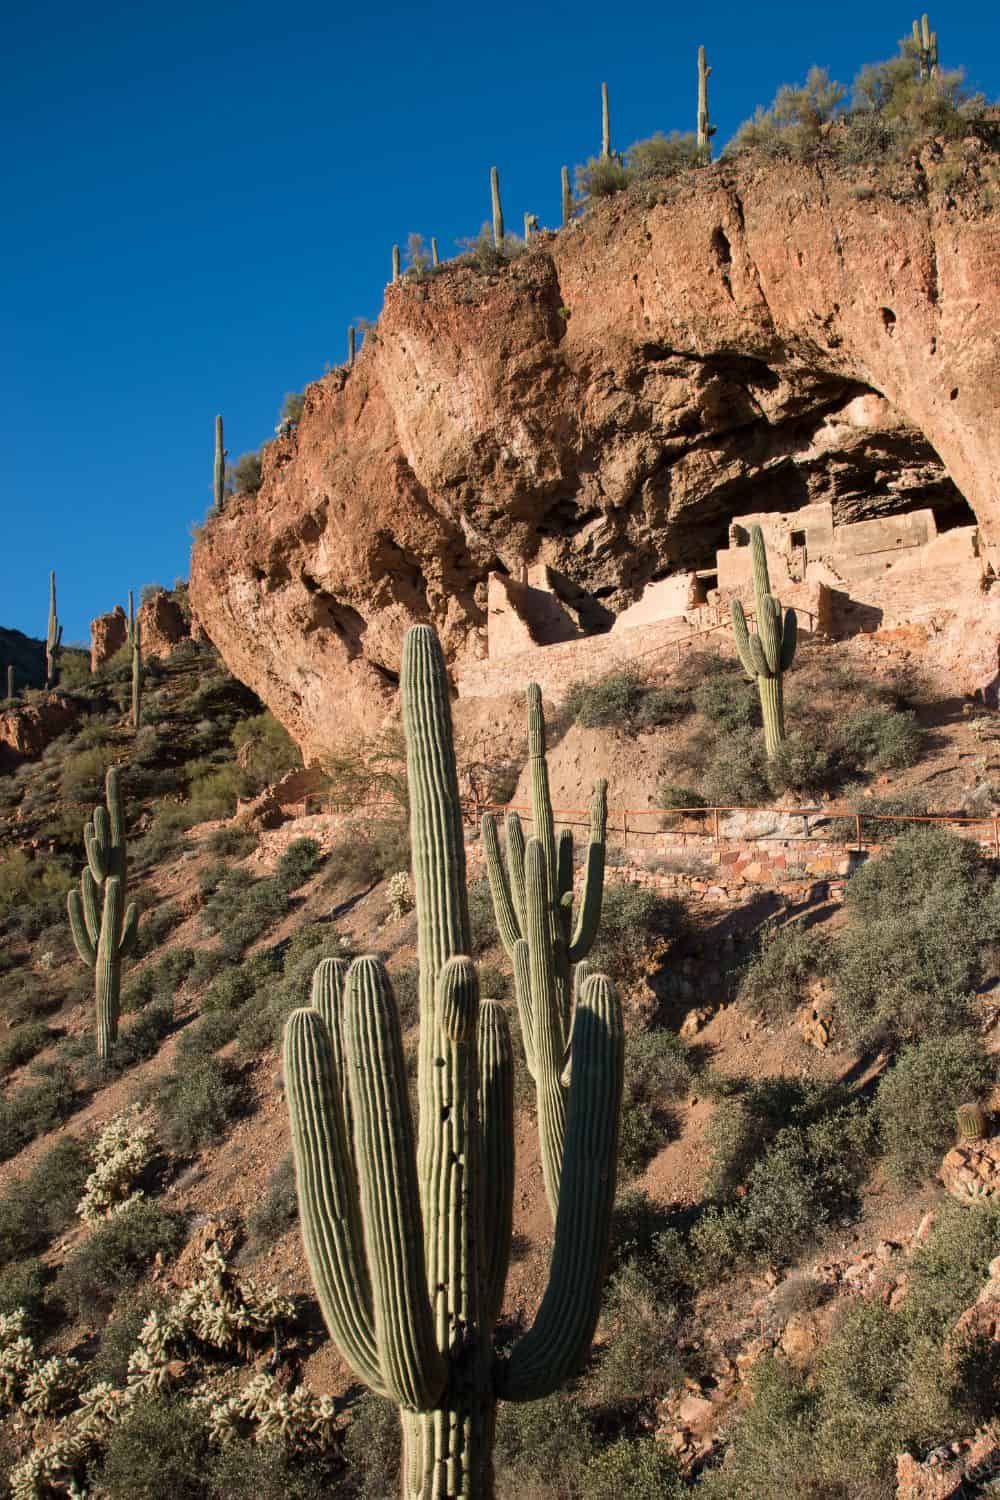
562,670,645,728
325,818,409,892
693,672,759,733
620,1027,692,1174
655,782,706,820
231,711,301,791
58,1200,185,1318
701,731,771,807
0,849,74,911
0,1133,92,1268
494,1392,593,1499
875,1034,995,1184
342,1392,400,1500
280,390,305,425
0,1257,49,1330
737,922,830,1020
575,153,630,198
185,762,245,823
275,836,323,890
627,131,701,180
152,1055,245,1155
586,1437,685,1498
765,732,834,795
226,451,263,497
835,704,923,771
0,1062,77,1163
588,1260,684,1410
729,66,846,160
206,824,258,858
247,1155,298,1245
97,1396,212,1499
590,881,686,989
93,1288,167,1384
835,828,1000,1046
0,1021,51,1077
60,745,117,800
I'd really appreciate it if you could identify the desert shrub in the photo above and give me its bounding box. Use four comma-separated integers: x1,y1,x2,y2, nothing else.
562,670,645,728
467,877,498,956
455,223,525,272
590,881,686,988
849,40,984,153
92,1288,167,1384
0,1062,77,1162
494,1391,593,1498
185,762,245,823
835,704,923,771
107,1000,174,1070
151,1054,245,1155
206,1443,339,1500
275,836,323,890
226,450,263,497
0,1022,51,1077
231,711,301,791
576,153,630,198
835,827,1000,1046
280,389,305,426
693,1087,873,1275
325,818,409,891
0,849,74,911
342,1392,400,1500
134,901,185,957
175,1009,240,1060
207,824,258,858
588,1260,684,1410
388,964,419,1028
0,1134,92,1267
765,732,834,795
634,684,690,728
620,1027,692,1175
737,922,831,1020
829,786,927,840
0,1258,48,1327
656,782,706,817
701,731,771,807
693,671,760,733
322,726,407,813
729,66,846,160
874,1034,995,1184
247,1155,298,1245
587,1438,684,1498
60,745,116,800
97,1395,212,1499
627,130,701,179
201,867,289,959
57,1200,185,1318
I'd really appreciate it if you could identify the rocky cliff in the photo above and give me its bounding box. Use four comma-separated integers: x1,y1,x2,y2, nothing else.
189,148,1000,760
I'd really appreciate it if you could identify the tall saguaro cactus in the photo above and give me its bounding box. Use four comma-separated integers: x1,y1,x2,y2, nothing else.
213,415,226,514
481,684,608,1219
697,45,716,158
283,627,623,1499
67,767,139,1061
490,166,504,248
561,165,573,226
731,524,798,758
131,616,143,731
46,572,62,687
913,13,938,79
5,666,14,703
601,81,611,157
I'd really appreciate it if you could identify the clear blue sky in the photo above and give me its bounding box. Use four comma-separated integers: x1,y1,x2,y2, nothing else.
3,1,998,645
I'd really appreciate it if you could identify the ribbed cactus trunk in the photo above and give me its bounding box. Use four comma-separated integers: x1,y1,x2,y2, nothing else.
67,767,139,1062
46,572,62,688
490,167,504,248
697,45,715,159
561,166,573,226
5,666,13,702
731,525,797,760
214,415,226,513
431,237,440,267
131,617,143,731
348,327,357,366
601,81,611,158
283,627,623,1500
392,244,401,283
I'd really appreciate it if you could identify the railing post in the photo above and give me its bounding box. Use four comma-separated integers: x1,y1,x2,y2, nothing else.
855,813,862,852
623,810,629,852
713,806,720,844
994,817,999,862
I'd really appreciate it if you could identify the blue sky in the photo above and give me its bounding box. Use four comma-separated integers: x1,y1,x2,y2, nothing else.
3,1,998,645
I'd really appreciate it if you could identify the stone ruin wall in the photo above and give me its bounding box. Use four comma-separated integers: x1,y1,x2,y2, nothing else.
456,502,988,704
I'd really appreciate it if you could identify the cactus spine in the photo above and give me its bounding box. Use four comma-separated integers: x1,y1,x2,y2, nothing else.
490,166,504,247
392,244,401,283
213,415,226,514
67,767,139,1061
731,525,798,759
697,45,716,158
957,1102,987,1140
283,627,623,1498
46,572,62,688
482,684,608,1219
913,14,938,79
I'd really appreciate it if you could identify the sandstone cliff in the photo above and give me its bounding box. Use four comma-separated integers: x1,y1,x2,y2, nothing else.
189,150,1000,760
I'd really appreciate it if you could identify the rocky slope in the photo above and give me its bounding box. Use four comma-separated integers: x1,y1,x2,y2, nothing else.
190,148,1000,759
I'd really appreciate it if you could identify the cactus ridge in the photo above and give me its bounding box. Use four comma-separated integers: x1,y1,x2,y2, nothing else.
730,523,797,758
283,626,623,1497
67,767,138,1060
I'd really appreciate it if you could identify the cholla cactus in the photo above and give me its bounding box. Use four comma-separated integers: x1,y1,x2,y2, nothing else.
386,869,414,921
77,1108,156,1224
194,1372,338,1453
21,1356,82,1422
0,1311,81,1421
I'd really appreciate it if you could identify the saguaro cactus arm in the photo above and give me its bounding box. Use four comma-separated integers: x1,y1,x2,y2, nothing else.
344,957,446,1411
479,998,514,1325
67,890,97,968
490,165,504,247
525,839,568,1217
568,779,607,962
284,1005,385,1394
482,813,520,955
499,972,623,1400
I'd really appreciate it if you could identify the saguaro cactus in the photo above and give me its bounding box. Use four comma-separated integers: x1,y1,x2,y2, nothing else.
213,415,226,514
46,572,62,687
490,166,504,247
131,616,143,731
431,236,440,267
697,45,716,158
481,684,608,1218
67,767,139,1061
392,244,401,283
283,627,623,1499
913,13,938,79
561,165,573,226
601,80,611,157
523,211,539,242
5,666,14,702
731,524,798,758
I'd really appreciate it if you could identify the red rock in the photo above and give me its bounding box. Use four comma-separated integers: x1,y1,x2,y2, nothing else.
0,695,80,767
90,606,128,671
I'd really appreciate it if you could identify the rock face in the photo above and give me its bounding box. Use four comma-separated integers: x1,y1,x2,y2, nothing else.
90,606,128,671
0,696,80,769
189,155,1000,759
